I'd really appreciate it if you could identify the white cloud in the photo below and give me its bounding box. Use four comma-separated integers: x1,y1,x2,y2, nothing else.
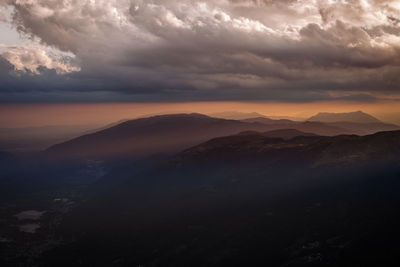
0,43,80,74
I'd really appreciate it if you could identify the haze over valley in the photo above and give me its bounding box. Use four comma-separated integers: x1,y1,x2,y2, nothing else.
0,110,400,266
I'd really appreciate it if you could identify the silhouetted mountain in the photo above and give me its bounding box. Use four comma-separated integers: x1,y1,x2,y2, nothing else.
241,120,350,136
46,113,279,160
246,113,399,135
308,111,382,123
211,112,307,121
237,129,316,139
267,115,307,121
176,130,400,167
46,114,353,160
287,121,350,136
242,117,295,124
210,111,266,120
83,119,130,134
236,117,349,136
326,121,400,135
262,129,317,139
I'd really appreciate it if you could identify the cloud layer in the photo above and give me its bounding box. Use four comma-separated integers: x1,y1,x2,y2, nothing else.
0,0,400,102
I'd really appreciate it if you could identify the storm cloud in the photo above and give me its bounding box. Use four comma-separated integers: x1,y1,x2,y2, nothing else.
0,0,400,102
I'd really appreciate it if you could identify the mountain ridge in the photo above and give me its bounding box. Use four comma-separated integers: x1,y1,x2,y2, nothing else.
174,130,400,167
307,111,383,123
47,112,400,160
46,113,273,159
46,113,354,160
209,111,267,120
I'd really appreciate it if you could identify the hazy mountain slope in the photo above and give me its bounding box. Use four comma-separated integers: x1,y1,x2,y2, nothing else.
290,121,350,136
241,117,296,124
308,111,382,123
176,130,400,167
237,129,316,140
238,119,348,136
245,113,399,135
210,112,306,121
47,114,352,160
209,111,266,120
261,129,317,139
327,121,400,135
0,124,100,152
250,121,349,136
83,119,130,135
46,113,277,160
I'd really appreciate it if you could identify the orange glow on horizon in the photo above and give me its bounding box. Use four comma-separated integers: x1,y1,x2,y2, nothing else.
0,101,399,128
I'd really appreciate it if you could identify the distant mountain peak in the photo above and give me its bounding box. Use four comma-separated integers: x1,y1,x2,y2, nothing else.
308,111,382,124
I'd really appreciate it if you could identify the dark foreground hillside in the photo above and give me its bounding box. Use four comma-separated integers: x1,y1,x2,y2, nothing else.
22,130,399,266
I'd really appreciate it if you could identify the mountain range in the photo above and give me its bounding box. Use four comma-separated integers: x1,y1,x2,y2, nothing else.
3,111,400,266
175,129,400,167
46,111,399,160
210,111,306,121
47,113,275,159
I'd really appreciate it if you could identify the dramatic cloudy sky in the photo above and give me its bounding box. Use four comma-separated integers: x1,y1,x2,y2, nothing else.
0,0,400,103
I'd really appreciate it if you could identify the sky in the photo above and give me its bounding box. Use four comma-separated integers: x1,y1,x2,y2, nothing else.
0,0,399,125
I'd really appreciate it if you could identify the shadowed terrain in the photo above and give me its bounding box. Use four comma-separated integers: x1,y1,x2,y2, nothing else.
1,113,400,266
38,130,400,266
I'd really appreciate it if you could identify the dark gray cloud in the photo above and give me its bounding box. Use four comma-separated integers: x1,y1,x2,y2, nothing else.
0,0,400,103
